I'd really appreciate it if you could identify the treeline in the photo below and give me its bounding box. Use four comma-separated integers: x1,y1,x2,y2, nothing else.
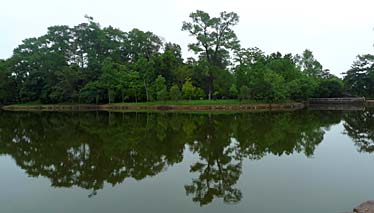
0,11,358,105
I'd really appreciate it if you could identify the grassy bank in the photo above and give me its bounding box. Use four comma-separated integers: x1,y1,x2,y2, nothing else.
366,100,374,108
5,99,293,107
110,99,294,106
2,100,304,112
5,101,82,107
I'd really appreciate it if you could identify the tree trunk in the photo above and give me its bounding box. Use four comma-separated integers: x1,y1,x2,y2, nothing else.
208,75,214,100
144,80,149,102
108,88,111,104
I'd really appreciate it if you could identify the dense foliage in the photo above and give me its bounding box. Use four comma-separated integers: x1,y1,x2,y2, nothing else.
344,54,374,98
0,12,346,105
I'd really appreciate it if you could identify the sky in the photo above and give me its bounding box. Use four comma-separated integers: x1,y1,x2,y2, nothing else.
1,0,374,76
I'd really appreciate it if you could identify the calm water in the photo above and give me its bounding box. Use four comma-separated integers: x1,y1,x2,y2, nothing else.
0,110,373,213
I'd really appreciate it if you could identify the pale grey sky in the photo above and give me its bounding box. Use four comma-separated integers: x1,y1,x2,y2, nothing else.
1,0,374,76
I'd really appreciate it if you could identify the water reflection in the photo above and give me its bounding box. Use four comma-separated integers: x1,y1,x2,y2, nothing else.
185,115,243,206
344,110,374,153
0,110,350,205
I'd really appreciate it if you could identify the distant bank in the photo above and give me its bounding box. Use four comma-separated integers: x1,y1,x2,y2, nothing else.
1,102,304,112
367,100,374,107
2,99,373,112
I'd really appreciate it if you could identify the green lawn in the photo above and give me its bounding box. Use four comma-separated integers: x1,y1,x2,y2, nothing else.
7,102,83,107
110,99,292,106
6,99,295,107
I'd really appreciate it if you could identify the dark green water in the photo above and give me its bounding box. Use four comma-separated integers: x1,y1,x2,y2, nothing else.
0,110,373,213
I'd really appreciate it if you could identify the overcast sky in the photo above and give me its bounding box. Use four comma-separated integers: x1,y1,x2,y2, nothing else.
1,0,374,76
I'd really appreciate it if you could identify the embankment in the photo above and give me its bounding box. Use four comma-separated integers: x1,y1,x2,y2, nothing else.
1,102,305,112
366,100,374,108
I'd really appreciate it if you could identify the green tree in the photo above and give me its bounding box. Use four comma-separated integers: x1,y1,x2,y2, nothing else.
194,87,205,100
126,28,163,62
233,48,267,92
182,78,195,100
267,52,301,82
172,64,193,88
101,25,129,62
71,16,109,72
182,10,240,100
0,60,17,104
317,77,344,98
154,75,168,101
214,69,234,99
344,54,374,97
295,49,329,78
48,67,81,103
98,58,122,104
133,57,157,102
125,71,142,103
235,47,265,66
288,75,318,100
239,85,250,101
169,84,181,101
154,43,184,88
8,36,63,103
262,71,288,102
229,84,238,99
250,70,288,102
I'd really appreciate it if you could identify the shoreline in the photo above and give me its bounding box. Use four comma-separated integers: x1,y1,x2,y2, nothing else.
1,102,305,112
367,100,374,107
2,99,372,112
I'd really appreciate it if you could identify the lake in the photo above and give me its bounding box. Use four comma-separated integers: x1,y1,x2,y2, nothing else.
0,110,373,213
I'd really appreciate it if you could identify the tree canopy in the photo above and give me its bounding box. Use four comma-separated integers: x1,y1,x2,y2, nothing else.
0,11,348,105
344,54,374,98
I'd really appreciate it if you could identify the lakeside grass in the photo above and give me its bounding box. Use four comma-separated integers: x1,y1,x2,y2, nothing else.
6,99,294,107
6,101,83,107
109,99,293,106
106,109,280,115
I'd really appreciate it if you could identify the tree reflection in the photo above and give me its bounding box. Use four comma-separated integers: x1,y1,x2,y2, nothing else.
234,111,342,158
183,111,342,206
344,110,374,153
0,112,187,194
0,110,342,204
185,115,242,206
